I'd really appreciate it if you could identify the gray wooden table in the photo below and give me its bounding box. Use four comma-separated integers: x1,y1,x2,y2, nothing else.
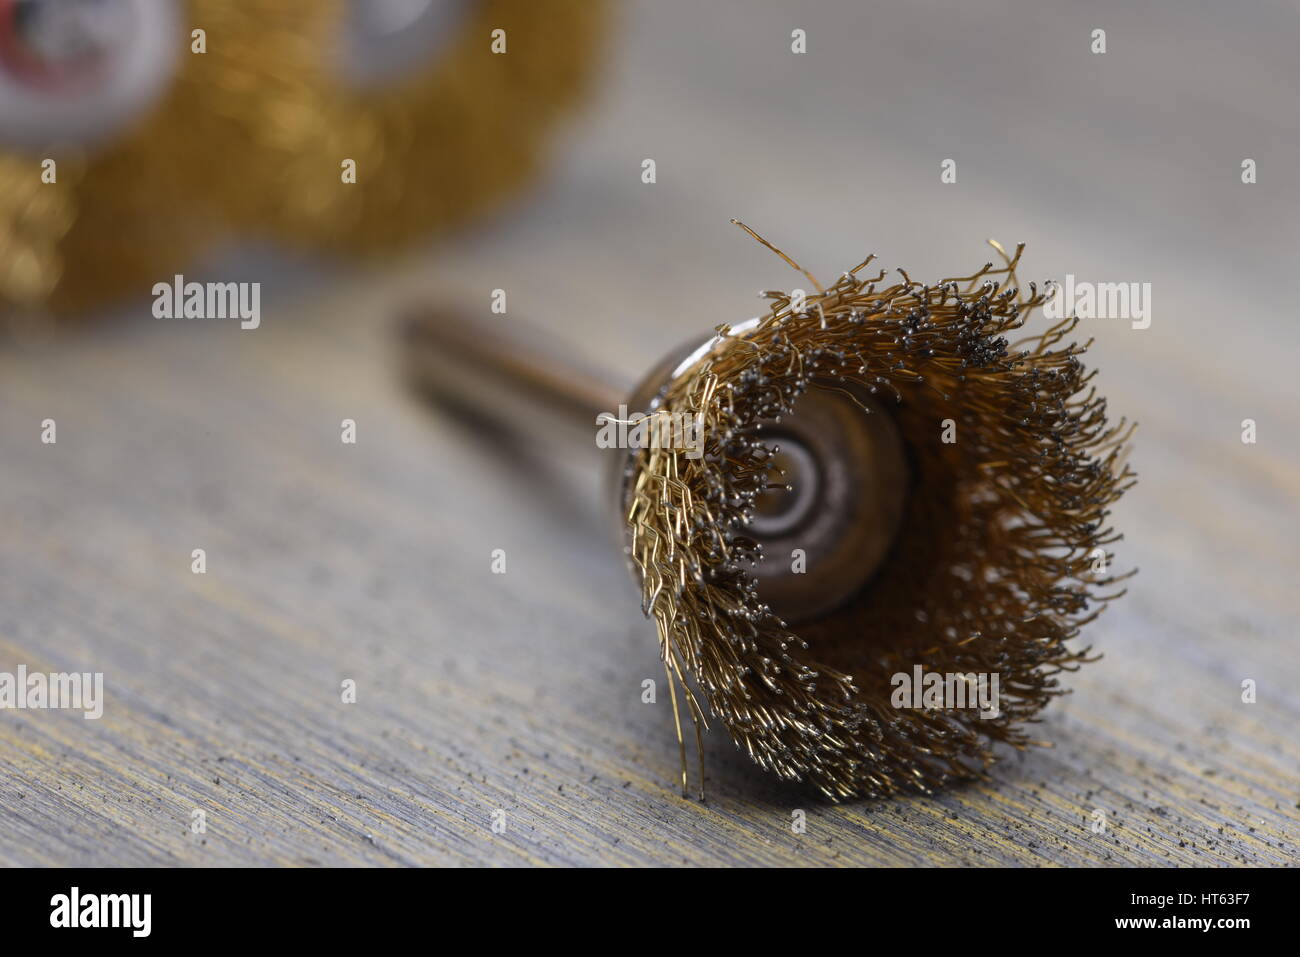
1,0,1297,866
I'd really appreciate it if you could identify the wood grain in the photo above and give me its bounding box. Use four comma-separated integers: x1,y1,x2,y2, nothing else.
1,0,1297,866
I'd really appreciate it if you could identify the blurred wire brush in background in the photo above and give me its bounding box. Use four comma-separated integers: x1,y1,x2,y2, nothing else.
0,0,609,319
0,0,258,315
220,0,609,255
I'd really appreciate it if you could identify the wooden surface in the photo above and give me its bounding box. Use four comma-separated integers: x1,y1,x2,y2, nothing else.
2,0,1298,866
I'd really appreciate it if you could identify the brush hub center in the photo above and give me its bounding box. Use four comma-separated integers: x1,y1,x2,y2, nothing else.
747,382,909,622
750,437,820,538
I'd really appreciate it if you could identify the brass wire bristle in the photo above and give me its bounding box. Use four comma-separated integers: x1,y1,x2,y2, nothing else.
621,225,1136,800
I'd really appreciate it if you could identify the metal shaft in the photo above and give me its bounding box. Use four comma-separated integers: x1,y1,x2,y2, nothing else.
400,306,625,434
